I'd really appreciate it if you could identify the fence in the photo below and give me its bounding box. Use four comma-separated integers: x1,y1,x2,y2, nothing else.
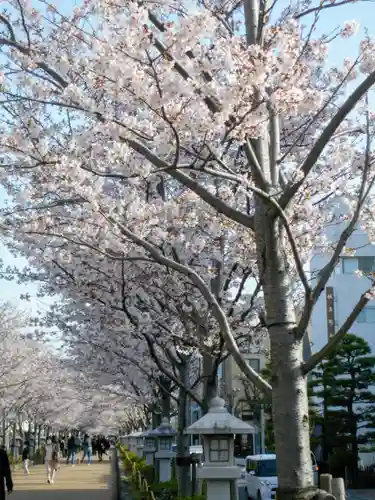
121,449,156,500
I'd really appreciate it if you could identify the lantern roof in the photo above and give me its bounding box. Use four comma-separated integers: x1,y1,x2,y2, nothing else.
147,418,176,437
128,431,144,438
141,425,153,438
185,397,256,435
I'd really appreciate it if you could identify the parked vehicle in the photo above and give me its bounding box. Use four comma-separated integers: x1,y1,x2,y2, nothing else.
245,452,319,500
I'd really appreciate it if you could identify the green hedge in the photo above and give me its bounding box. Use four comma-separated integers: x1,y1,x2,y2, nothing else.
118,446,205,500
8,454,22,468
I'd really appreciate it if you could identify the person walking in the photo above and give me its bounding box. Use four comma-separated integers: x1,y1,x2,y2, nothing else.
67,434,76,466
22,441,30,475
81,434,92,465
45,436,59,485
59,437,66,459
97,436,105,462
0,446,13,498
92,435,98,457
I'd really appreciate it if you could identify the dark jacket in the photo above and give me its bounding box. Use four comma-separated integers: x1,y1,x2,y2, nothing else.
67,436,76,451
83,436,92,448
0,448,13,495
22,446,30,461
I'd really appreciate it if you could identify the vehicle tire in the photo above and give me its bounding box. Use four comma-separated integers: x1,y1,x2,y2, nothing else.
257,490,262,500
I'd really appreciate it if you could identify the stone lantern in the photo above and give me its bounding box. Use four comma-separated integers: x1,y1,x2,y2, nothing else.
186,397,255,500
135,431,144,458
128,431,138,453
40,436,46,453
15,435,22,460
148,418,176,482
142,426,157,466
119,434,130,449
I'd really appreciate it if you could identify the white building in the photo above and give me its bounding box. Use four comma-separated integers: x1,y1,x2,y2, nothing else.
310,207,375,465
311,226,375,353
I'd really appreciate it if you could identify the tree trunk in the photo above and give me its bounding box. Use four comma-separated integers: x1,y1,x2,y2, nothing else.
160,376,172,419
176,359,191,497
12,421,16,458
255,205,314,500
348,402,358,486
2,417,6,448
270,327,314,500
37,425,41,449
202,353,218,411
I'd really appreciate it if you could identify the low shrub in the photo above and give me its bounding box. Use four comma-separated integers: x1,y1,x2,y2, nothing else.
8,454,22,468
118,445,205,500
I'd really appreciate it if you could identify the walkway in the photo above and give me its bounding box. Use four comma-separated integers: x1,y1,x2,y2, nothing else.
11,457,112,499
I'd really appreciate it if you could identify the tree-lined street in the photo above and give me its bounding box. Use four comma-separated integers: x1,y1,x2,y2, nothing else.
1,0,375,499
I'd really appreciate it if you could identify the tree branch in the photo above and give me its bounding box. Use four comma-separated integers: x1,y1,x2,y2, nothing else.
125,137,255,230
99,209,272,396
302,289,374,374
279,69,375,210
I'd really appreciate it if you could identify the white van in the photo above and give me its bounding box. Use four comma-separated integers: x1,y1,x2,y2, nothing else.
245,452,319,500
245,454,277,500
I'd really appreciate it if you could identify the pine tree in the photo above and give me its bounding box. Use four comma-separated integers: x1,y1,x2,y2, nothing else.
309,333,375,481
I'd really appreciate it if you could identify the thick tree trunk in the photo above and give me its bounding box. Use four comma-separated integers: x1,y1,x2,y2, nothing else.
254,199,314,500
348,404,358,486
202,353,218,411
160,376,172,419
176,359,191,497
270,327,314,500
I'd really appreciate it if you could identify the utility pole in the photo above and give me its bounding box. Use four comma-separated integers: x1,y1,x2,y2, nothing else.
323,287,335,462
260,405,265,454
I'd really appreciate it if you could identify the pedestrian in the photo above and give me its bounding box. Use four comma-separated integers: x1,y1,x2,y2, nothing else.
81,434,92,465
0,446,13,498
97,436,105,462
59,437,66,458
104,436,111,460
92,435,98,457
67,434,76,466
22,441,30,475
45,436,59,484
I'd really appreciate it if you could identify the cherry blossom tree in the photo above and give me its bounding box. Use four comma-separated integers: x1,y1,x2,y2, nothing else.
1,1,375,498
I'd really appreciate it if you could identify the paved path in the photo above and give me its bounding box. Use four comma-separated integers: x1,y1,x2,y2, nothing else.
10,457,112,499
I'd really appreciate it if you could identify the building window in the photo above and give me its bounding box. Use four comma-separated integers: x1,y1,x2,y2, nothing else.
357,307,375,323
209,438,229,462
248,358,260,372
342,257,375,274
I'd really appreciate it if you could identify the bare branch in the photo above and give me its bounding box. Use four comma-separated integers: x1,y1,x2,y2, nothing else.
99,209,272,396
125,137,255,230
302,289,373,374
279,69,375,210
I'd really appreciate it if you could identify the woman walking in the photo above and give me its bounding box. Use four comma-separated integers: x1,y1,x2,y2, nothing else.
81,434,92,465
22,441,30,475
45,436,59,484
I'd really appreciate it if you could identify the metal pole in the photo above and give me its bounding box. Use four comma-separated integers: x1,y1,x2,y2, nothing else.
260,406,265,454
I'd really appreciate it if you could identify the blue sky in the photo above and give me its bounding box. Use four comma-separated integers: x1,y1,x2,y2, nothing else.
0,0,375,319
